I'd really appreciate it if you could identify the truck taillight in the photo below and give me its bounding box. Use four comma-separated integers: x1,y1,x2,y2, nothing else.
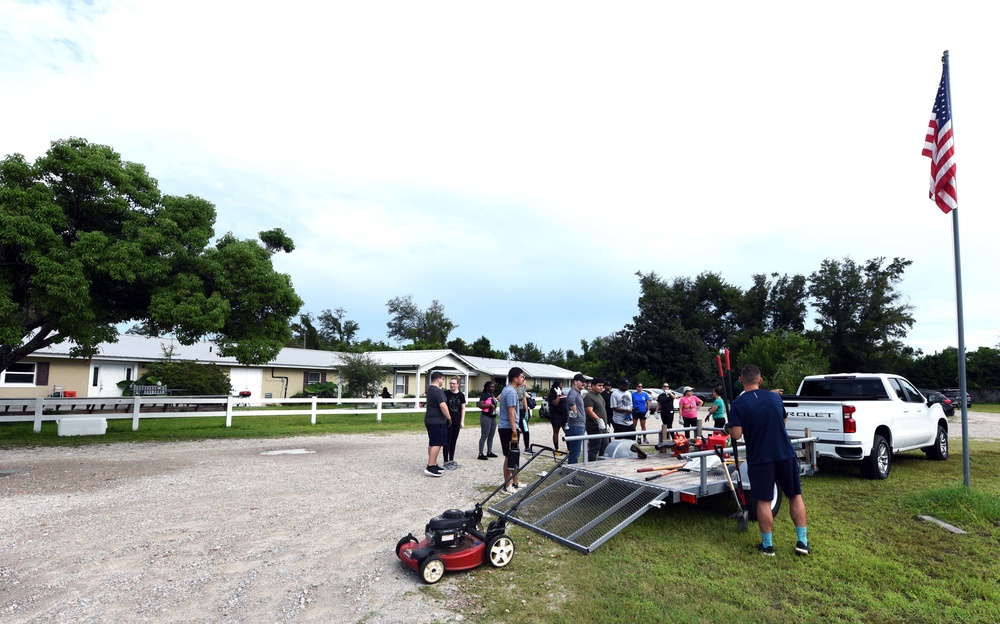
843,405,857,433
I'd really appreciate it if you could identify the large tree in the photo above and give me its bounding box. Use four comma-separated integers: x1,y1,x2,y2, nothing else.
384,295,456,347
316,307,359,350
807,256,914,372
619,272,716,386
0,138,302,372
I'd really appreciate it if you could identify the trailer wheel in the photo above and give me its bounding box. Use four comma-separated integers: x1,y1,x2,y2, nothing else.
744,482,782,522
419,557,446,584
861,434,891,480
486,535,515,567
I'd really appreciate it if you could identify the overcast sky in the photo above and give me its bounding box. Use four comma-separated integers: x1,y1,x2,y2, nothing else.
3,1,998,359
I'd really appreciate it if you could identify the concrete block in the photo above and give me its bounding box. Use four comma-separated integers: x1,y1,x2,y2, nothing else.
57,418,108,436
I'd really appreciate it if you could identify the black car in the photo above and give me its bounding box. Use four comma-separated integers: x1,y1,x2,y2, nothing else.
941,388,972,408
920,389,956,417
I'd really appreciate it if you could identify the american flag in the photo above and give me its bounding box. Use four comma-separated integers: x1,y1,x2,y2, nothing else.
922,66,957,214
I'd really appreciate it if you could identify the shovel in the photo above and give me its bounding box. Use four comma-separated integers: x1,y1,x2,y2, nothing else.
716,446,748,532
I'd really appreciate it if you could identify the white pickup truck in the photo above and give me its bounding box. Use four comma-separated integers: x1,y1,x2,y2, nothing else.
782,373,950,480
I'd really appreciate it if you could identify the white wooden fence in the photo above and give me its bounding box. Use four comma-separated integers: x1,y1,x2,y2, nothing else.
0,395,436,433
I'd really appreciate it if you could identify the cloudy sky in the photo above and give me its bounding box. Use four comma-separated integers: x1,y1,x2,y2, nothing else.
3,0,998,358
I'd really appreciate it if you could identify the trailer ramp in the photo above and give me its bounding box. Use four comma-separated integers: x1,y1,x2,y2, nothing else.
488,464,670,554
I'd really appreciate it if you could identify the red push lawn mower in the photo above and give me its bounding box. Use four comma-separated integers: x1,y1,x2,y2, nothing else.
396,444,566,584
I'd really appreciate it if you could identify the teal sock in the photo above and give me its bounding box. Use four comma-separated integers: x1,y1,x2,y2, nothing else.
796,526,807,546
761,532,773,548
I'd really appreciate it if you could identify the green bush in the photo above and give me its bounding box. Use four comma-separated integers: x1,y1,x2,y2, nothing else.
119,360,232,395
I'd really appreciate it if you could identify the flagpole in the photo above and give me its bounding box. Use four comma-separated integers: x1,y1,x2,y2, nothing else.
942,50,971,489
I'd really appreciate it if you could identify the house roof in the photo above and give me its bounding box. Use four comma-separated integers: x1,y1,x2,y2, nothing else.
365,350,476,371
461,355,579,380
32,334,346,370
28,335,574,379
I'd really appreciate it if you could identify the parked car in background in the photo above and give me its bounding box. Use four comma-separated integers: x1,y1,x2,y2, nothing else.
690,388,714,403
642,388,663,415
941,388,971,408
921,389,955,417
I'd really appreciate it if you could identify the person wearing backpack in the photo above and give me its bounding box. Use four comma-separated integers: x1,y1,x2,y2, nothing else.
477,381,499,460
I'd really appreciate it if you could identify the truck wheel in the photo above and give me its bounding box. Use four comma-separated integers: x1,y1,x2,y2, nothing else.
861,434,891,480
924,425,949,461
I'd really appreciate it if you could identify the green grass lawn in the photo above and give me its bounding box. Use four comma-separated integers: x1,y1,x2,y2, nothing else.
969,402,1000,414
457,443,1000,624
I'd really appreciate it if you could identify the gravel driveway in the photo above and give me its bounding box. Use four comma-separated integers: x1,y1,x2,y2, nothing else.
2,409,997,623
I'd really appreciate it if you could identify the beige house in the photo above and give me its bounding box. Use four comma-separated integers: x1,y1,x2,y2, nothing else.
3,335,342,401
1,336,580,401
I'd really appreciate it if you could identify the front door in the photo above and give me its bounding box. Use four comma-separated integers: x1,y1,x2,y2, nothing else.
90,363,134,397
228,368,263,405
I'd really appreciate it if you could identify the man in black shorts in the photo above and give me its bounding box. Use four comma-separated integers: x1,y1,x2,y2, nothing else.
423,371,451,477
547,381,569,452
728,364,810,556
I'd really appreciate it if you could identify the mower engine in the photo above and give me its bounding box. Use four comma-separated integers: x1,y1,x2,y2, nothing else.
425,508,480,548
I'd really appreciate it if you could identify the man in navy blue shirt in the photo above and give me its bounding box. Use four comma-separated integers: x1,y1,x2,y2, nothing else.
728,364,810,556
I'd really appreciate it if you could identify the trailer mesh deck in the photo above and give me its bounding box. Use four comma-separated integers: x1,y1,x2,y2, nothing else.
488,463,671,554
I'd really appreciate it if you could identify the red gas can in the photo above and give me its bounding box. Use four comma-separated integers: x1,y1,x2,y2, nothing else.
704,431,729,451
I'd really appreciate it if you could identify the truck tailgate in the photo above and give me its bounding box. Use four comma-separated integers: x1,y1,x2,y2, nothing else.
782,399,846,442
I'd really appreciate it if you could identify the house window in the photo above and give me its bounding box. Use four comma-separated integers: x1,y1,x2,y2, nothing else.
1,362,35,385
395,374,406,396
306,371,321,384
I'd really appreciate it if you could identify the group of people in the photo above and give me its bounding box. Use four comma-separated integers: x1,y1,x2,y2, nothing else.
422,365,809,556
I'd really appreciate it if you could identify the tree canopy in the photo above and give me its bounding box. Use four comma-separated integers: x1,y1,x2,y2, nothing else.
807,256,914,372
385,295,456,347
0,138,302,372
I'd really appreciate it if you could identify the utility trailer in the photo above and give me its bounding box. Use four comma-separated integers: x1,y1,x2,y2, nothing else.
489,430,818,553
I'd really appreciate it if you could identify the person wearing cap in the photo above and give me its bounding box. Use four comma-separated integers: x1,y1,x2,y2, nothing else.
631,383,651,443
565,373,587,464
678,386,704,440
658,383,680,430
610,378,635,434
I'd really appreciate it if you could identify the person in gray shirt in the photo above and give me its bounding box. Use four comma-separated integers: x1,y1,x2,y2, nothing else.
565,373,587,464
